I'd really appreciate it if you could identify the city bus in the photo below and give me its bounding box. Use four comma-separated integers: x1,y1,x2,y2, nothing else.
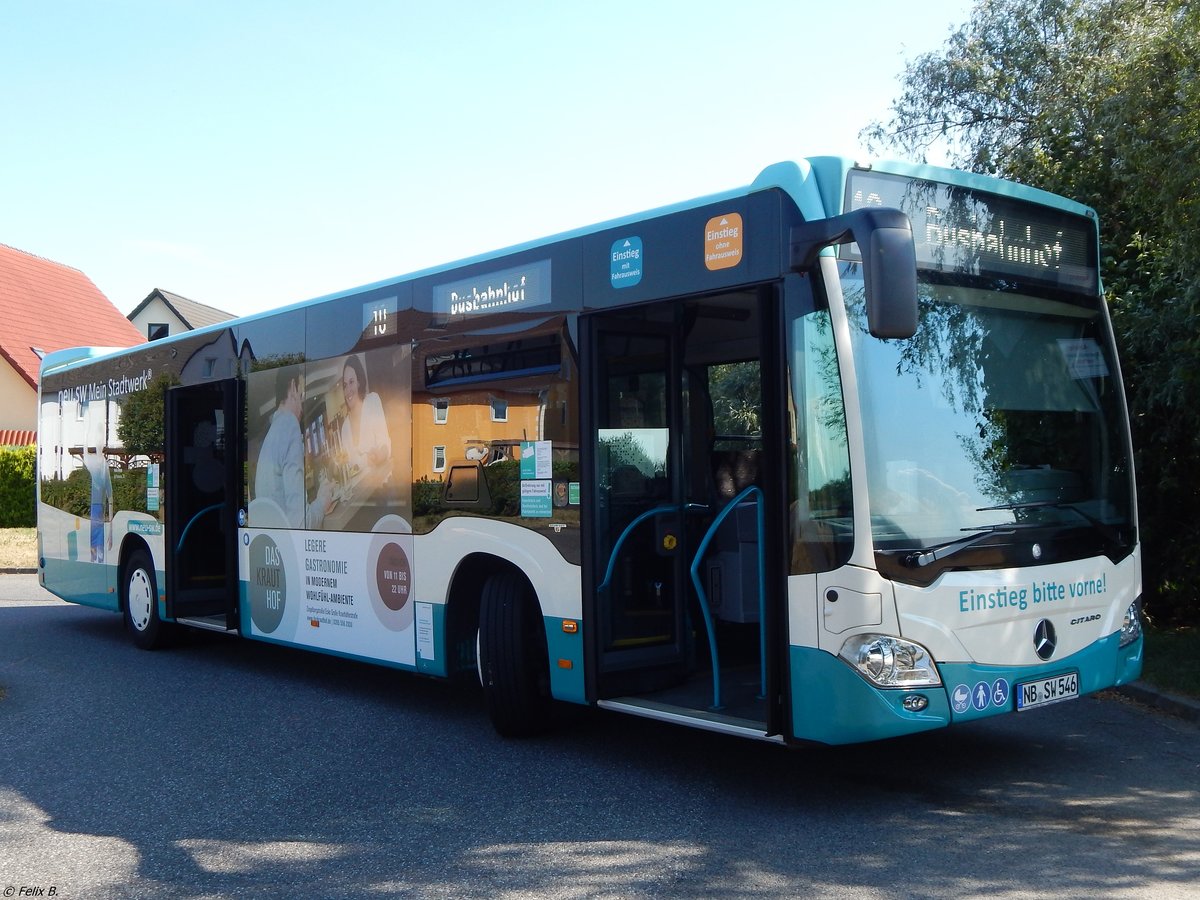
36,156,1143,746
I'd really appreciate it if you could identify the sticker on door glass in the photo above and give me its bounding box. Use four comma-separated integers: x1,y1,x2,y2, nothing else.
1058,338,1109,379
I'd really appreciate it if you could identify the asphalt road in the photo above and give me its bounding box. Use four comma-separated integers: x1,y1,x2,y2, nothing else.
1,574,1198,899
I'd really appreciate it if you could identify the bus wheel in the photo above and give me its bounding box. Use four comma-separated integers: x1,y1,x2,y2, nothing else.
123,548,170,650
478,572,551,737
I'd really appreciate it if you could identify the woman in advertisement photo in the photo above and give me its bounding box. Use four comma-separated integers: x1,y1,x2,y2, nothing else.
340,353,391,473
253,365,333,529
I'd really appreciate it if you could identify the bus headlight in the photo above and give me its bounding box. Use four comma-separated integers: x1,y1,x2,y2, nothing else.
838,634,942,688
1119,599,1142,648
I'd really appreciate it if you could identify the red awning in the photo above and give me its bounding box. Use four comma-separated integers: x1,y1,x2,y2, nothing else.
0,429,36,447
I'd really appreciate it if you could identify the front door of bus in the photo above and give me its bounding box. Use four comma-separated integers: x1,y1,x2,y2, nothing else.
165,378,242,625
585,288,779,725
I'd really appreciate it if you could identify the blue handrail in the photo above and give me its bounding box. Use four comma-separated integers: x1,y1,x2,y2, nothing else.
598,489,766,712
688,485,766,710
176,502,224,553
596,502,708,594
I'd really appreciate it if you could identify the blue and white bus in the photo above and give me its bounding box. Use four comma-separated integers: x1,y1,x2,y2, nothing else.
36,157,1143,745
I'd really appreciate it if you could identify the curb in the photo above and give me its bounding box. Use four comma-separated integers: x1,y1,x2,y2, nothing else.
1117,682,1200,723
0,567,36,575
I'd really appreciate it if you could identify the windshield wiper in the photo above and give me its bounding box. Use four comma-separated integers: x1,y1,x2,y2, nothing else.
977,500,1128,547
902,525,1022,568
897,499,1127,570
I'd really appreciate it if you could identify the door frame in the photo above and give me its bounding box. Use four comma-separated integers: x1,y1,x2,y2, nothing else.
580,284,789,735
164,377,243,625
583,315,688,692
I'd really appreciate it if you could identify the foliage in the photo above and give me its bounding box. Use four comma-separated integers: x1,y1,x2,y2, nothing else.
250,353,306,373
112,469,150,515
39,467,149,519
484,460,522,517
39,469,90,518
117,372,179,460
1140,627,1200,699
710,362,761,436
0,446,36,527
412,459,579,522
412,477,443,517
811,473,852,517
866,0,1200,624
485,459,581,519
599,433,659,478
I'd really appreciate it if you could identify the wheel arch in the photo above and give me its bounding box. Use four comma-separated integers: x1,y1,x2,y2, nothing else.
444,552,534,679
116,534,155,614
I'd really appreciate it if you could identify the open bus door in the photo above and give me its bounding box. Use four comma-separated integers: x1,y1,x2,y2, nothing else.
583,287,786,736
164,378,242,629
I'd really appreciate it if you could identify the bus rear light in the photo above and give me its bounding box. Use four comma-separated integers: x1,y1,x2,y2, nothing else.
838,634,942,688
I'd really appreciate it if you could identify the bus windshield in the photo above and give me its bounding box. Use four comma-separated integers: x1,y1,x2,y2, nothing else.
843,271,1135,573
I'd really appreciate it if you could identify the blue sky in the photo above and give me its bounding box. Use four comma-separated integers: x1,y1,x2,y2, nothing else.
2,1,974,318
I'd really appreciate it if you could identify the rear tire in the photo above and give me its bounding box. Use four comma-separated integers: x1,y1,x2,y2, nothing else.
478,572,551,737
123,547,171,650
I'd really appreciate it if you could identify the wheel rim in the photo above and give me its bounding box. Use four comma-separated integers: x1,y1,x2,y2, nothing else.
476,628,485,688
127,568,154,632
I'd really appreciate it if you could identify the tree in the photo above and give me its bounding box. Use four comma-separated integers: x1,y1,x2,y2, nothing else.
710,362,761,436
116,373,179,462
865,0,1200,624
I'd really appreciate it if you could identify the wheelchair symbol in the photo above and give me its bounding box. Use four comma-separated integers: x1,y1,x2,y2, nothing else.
992,678,1011,706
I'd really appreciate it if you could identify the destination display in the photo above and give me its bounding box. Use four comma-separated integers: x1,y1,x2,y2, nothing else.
432,259,552,318
844,169,1098,294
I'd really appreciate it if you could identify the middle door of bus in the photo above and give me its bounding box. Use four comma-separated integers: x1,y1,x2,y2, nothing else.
584,287,782,724
164,377,242,626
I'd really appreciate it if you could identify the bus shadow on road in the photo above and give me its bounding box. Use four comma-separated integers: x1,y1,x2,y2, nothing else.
10,600,1198,898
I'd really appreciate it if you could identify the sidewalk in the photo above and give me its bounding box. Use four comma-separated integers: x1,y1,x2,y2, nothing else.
1116,681,1200,723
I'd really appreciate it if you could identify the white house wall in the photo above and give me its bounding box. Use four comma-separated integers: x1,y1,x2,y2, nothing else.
129,296,182,340
0,361,36,432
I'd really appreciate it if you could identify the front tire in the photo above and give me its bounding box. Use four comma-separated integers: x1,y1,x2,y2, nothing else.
478,572,551,737
123,547,170,650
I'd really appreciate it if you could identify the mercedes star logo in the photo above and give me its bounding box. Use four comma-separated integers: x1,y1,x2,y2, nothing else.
1034,619,1057,660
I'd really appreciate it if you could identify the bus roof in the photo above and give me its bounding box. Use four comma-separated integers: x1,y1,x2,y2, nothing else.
38,155,1098,380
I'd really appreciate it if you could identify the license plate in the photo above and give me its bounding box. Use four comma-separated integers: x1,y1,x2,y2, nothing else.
1015,672,1079,711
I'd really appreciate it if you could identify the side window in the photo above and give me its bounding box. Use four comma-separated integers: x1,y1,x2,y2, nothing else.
787,285,853,573
409,323,581,566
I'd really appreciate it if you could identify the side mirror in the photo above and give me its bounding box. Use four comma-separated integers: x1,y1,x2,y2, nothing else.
790,207,919,339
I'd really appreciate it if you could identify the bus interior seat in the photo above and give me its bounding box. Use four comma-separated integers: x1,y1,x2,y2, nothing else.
712,450,760,501
610,464,649,498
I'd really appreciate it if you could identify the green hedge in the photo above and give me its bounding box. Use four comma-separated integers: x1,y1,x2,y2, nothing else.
0,446,36,527
39,466,150,519
38,468,90,518
411,459,581,522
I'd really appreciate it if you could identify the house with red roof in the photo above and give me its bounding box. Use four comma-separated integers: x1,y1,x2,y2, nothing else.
0,243,142,443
